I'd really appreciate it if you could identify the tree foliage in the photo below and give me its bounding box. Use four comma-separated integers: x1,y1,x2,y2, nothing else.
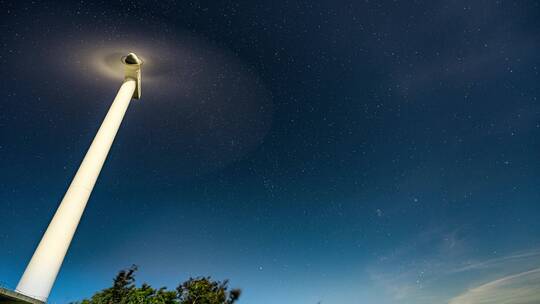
73,265,241,304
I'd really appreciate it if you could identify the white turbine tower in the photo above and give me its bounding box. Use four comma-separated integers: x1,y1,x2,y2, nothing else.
15,53,143,302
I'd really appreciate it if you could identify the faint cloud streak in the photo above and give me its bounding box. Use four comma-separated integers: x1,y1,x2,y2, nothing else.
448,268,540,304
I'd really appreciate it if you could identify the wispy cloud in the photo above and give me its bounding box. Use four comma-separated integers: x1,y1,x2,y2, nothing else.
367,227,540,304
450,249,540,273
448,268,540,304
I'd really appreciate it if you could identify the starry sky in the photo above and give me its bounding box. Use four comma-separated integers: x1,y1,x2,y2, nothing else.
1,1,540,303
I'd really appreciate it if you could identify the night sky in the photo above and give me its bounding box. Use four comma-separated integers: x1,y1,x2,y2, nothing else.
1,1,540,303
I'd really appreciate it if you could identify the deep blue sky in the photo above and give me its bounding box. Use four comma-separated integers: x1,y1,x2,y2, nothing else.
1,1,540,303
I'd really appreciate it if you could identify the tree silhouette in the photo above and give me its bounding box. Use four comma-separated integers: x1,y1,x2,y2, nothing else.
73,266,240,304
177,277,241,304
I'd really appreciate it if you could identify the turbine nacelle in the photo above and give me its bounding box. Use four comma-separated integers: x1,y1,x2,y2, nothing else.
122,52,142,99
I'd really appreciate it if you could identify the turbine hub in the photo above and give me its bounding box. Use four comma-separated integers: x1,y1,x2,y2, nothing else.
123,52,143,65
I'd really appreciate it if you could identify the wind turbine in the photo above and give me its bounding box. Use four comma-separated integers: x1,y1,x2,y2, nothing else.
15,53,143,302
